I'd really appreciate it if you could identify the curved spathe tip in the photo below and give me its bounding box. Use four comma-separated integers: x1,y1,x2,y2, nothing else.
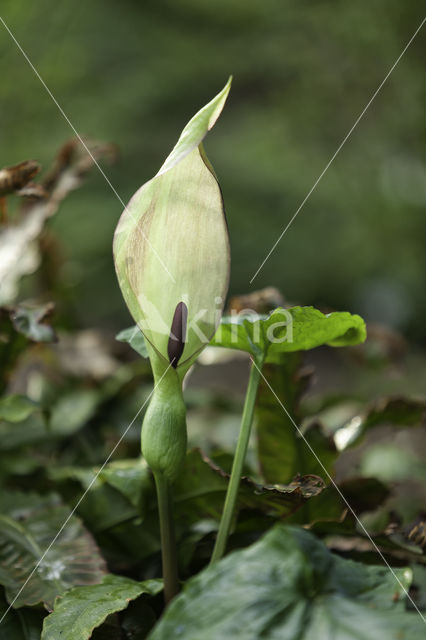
157,76,232,176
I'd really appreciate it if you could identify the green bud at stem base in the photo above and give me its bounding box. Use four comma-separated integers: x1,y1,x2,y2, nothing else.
142,366,187,483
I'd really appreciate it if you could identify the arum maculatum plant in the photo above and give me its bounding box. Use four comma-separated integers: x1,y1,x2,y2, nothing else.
113,79,232,602
114,77,368,605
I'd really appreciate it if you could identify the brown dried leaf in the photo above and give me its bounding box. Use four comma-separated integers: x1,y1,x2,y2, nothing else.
16,182,48,199
227,287,286,314
0,138,115,304
0,161,40,197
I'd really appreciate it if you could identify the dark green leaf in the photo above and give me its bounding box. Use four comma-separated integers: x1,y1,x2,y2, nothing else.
0,450,42,477
48,467,138,532
338,477,390,513
287,485,348,529
49,458,153,530
0,492,106,608
0,412,49,451
116,326,149,359
173,450,324,525
41,574,162,640
74,484,139,533
96,517,161,570
122,599,157,640
91,616,122,640
290,477,390,540
0,597,44,639
148,525,423,640
256,363,337,484
287,476,390,531
99,458,151,511
211,306,366,363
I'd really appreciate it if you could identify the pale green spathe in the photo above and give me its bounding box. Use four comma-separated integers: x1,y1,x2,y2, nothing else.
113,78,231,369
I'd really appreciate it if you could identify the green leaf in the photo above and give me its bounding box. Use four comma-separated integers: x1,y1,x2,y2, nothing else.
41,574,162,640
0,395,38,422
69,483,139,533
211,306,366,364
258,415,336,485
148,525,424,640
0,389,100,451
116,326,149,358
0,493,106,608
113,80,231,370
0,597,44,639
0,450,42,477
173,450,324,524
256,362,337,484
99,458,151,510
336,476,390,513
0,412,48,450
49,458,153,530
49,389,100,436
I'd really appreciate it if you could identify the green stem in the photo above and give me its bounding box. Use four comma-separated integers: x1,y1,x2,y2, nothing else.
154,471,179,604
210,358,263,564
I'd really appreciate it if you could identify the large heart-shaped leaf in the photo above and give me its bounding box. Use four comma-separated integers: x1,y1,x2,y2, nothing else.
211,306,366,364
148,524,424,640
41,574,162,640
0,493,106,608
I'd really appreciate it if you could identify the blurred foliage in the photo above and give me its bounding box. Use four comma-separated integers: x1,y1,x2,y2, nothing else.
1,1,426,340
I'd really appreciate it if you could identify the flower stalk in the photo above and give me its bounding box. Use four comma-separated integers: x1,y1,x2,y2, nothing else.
154,471,179,604
210,357,263,563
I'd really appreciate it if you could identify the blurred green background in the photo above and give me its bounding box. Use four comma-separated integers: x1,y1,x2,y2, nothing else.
1,1,425,341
